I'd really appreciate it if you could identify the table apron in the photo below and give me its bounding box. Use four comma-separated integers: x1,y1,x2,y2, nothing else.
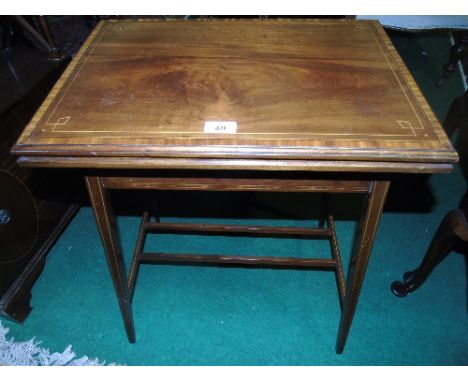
101,176,372,193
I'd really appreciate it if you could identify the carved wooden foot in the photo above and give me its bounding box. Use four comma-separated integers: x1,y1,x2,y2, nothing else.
391,208,467,297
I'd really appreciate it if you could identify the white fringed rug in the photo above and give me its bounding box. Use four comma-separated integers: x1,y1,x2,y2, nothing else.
0,320,118,366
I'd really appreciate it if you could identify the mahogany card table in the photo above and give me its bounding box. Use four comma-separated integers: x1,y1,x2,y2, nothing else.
12,19,458,353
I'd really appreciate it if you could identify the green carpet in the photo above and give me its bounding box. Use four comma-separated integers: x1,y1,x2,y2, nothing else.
2,29,467,365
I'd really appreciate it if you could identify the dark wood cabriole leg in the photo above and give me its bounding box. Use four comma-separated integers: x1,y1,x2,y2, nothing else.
336,180,389,354
85,176,136,343
443,89,468,138
391,191,468,298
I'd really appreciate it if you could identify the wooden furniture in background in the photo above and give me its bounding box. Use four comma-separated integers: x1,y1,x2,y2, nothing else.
438,31,467,86
392,88,468,297
0,48,80,322
12,19,458,353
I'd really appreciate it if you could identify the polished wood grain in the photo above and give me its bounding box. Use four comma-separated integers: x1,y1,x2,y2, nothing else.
101,176,371,193
327,213,346,308
127,210,148,302
140,252,338,268
336,180,389,353
12,19,457,171
84,176,135,343
15,156,454,173
10,19,458,353
145,221,332,237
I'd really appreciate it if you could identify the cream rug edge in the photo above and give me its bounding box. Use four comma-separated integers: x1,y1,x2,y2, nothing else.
0,320,119,366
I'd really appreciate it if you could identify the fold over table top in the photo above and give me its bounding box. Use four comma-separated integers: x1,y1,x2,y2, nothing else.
12,19,458,173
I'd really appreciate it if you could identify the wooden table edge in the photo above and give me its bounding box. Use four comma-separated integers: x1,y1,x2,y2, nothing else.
15,155,454,174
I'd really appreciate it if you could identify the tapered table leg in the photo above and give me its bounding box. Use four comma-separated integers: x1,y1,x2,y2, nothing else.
336,180,389,353
85,176,135,343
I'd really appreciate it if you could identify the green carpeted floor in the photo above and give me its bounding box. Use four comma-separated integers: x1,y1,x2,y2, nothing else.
2,29,467,365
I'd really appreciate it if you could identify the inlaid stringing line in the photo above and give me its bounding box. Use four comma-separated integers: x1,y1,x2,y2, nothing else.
39,21,433,141
20,21,106,141
34,135,437,144
370,22,440,144
397,120,419,136
373,23,443,145
369,25,430,134
45,24,109,130
45,129,424,139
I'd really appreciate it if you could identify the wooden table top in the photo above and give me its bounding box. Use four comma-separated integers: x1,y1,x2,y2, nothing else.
12,19,458,173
